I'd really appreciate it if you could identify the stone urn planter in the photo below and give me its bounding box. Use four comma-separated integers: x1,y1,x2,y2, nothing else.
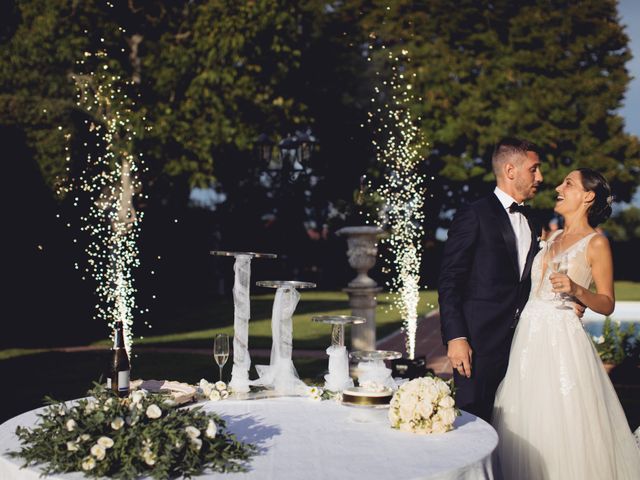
336,226,384,288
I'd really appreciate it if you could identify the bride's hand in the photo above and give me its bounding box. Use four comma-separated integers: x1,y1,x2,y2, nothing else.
549,272,578,296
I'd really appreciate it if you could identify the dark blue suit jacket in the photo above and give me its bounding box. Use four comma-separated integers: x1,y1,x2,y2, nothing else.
438,193,540,356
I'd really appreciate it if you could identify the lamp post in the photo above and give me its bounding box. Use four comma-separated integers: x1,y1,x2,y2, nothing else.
255,129,318,183
253,130,320,279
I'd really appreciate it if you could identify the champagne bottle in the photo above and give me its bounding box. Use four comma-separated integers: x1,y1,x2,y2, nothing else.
110,321,130,397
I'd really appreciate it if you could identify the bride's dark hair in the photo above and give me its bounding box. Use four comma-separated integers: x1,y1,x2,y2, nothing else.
577,168,612,227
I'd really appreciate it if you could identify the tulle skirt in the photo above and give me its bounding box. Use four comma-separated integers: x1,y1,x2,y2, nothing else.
492,299,640,480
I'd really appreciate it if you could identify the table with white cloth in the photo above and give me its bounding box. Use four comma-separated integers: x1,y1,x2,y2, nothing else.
0,397,498,480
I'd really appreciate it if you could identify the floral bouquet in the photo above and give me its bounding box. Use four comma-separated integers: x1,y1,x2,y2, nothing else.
10,383,256,479
388,376,459,434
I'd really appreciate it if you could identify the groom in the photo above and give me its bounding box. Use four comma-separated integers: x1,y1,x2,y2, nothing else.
438,138,542,422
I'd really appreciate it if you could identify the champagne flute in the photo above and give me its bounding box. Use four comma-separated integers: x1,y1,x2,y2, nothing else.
213,334,229,382
550,251,572,309
548,241,563,303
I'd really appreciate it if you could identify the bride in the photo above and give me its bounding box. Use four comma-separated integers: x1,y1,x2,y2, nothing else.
492,168,640,479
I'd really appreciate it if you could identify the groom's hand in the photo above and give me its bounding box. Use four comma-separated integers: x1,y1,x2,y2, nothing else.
447,338,472,378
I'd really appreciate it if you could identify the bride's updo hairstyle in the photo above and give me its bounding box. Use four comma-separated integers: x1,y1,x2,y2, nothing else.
577,168,612,227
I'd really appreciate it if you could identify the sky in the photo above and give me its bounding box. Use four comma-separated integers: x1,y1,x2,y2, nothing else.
619,0,640,138
618,0,640,206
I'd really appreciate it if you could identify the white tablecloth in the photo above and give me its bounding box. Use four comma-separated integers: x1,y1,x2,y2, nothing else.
0,397,497,480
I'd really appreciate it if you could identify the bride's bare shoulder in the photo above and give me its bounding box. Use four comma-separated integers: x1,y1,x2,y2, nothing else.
587,232,611,254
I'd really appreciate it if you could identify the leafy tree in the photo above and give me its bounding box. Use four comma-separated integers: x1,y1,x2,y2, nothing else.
354,0,639,236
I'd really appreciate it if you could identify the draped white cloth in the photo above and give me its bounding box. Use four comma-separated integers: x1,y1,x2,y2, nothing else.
357,360,396,390
493,231,640,479
323,345,353,392
0,398,498,480
252,287,308,395
229,255,252,393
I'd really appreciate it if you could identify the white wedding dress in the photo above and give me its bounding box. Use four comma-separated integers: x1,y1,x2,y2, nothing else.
493,230,640,479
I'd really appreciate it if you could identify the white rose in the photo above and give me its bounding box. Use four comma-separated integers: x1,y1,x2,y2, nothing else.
65,419,77,432
79,434,90,442
594,335,605,345
399,422,414,432
310,394,322,402
215,381,227,391
438,395,455,409
436,379,451,396
97,436,114,449
209,390,221,402
399,401,415,422
111,417,124,430
415,399,434,419
142,450,156,466
199,379,213,396
82,456,96,471
220,390,229,400
90,444,106,461
205,420,217,439
185,426,201,440
163,398,177,408
424,383,439,400
130,390,146,405
146,404,162,419
175,440,183,449
439,407,457,426
103,398,114,411
191,438,202,451
431,420,448,434
388,407,400,426
66,441,79,452
84,400,97,414
56,405,66,416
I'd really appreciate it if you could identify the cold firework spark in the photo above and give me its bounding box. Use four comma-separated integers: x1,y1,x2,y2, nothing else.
57,42,149,354
367,47,427,360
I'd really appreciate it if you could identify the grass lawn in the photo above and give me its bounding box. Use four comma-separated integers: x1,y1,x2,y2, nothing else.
1,284,637,428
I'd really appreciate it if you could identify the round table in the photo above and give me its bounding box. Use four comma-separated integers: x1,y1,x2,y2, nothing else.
0,397,498,480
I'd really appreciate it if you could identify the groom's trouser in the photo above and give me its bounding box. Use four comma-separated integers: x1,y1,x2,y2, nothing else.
453,347,510,423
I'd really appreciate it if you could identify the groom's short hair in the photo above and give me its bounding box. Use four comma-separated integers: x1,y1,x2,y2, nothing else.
492,137,540,177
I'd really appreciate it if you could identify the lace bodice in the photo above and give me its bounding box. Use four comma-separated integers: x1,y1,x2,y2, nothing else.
530,230,598,301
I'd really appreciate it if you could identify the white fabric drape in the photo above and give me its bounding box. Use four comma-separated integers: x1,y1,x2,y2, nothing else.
356,360,396,390
252,287,308,395
324,345,353,391
229,255,252,393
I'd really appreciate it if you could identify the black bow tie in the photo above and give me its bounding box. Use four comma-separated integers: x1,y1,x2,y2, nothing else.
509,202,531,216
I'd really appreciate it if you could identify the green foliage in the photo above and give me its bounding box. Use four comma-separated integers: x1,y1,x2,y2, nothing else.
355,0,639,230
593,317,639,365
0,0,638,232
10,383,256,479
602,206,640,241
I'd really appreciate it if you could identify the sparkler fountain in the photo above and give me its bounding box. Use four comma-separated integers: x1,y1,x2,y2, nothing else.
58,45,148,354
367,47,428,371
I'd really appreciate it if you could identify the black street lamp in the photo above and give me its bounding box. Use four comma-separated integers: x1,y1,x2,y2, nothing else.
255,129,318,182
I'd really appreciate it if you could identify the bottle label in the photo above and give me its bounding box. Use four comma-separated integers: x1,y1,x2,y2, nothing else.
118,370,130,392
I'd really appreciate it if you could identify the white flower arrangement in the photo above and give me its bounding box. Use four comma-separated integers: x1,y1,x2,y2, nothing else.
10,383,256,478
307,386,324,401
197,378,231,401
388,376,459,434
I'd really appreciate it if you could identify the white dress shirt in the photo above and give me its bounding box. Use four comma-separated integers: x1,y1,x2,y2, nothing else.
494,187,532,279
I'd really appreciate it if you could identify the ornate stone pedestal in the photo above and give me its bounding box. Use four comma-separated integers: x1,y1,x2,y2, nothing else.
336,226,384,351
